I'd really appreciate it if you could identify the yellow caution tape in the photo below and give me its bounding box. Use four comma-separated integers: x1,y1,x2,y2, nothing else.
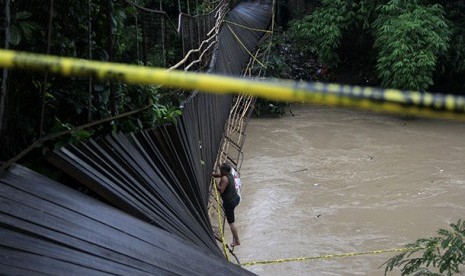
1,49,465,120
241,247,414,267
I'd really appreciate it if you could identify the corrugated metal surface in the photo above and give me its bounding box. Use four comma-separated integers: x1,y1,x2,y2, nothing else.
0,165,253,275
48,95,231,255
211,0,272,75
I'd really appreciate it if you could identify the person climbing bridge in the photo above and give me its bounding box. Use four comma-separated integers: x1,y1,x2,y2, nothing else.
213,163,241,249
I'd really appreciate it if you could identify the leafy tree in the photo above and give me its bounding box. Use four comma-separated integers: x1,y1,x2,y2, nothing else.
288,0,376,67
0,0,193,161
9,11,41,46
373,1,450,90
440,1,465,75
288,0,461,92
252,27,292,117
383,219,465,276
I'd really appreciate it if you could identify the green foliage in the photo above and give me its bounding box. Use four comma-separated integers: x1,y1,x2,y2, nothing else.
9,11,41,46
254,99,287,117
373,1,451,90
252,27,291,117
286,0,463,92
288,0,375,67
447,31,465,75
0,0,187,161
383,219,465,275
259,27,292,79
439,0,465,76
152,104,182,125
48,118,94,150
115,84,182,132
195,0,219,14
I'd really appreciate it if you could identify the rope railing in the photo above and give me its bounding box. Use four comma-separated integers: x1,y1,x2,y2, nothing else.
170,1,229,71
170,32,217,70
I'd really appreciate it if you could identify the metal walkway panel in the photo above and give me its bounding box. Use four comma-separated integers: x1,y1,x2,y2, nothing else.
211,0,273,75
0,165,254,275
49,126,222,255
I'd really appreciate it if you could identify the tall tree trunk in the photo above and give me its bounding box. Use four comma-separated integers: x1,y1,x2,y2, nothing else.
178,0,182,14
39,0,54,138
135,0,140,62
0,0,10,134
87,0,93,122
107,0,116,116
141,15,148,66
160,0,166,67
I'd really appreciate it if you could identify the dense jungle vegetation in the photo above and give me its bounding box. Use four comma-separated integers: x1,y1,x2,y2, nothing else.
0,0,219,164
1,0,465,162
257,0,465,116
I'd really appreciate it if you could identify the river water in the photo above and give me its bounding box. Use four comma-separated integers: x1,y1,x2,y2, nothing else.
233,104,465,275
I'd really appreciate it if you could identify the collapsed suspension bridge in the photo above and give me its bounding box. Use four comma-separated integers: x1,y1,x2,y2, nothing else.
1,0,465,275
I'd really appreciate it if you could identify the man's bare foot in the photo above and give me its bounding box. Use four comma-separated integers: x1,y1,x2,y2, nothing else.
230,240,240,248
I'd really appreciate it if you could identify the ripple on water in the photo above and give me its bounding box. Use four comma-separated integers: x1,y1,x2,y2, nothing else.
237,104,465,276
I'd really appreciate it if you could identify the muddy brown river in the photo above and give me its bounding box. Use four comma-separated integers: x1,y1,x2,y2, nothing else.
232,104,465,275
